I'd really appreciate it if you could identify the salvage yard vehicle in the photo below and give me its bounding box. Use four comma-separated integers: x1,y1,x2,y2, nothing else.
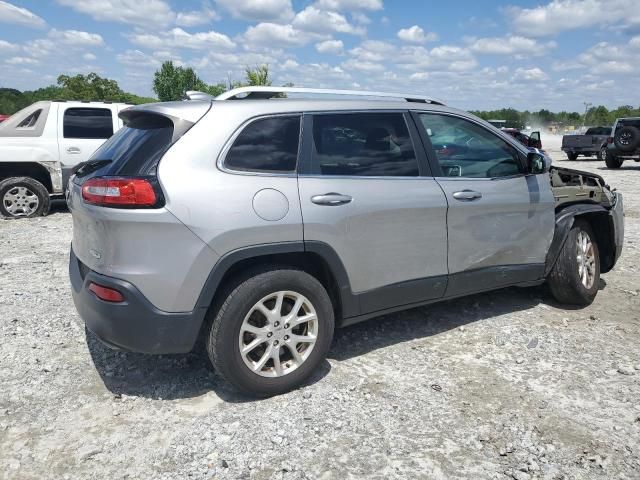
561,126,612,161
501,127,543,151
0,100,130,218
605,117,640,169
68,87,624,397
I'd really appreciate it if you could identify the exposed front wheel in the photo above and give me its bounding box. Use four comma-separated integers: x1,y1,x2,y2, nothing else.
206,268,335,397
0,177,50,218
548,220,600,306
566,152,578,161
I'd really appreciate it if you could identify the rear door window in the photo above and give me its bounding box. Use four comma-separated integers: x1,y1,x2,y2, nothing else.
308,112,419,177
64,108,113,139
224,115,301,173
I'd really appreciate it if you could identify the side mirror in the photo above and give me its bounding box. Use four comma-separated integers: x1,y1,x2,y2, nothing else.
527,152,549,174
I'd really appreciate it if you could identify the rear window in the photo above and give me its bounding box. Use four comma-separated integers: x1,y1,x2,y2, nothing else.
88,114,174,175
585,127,611,135
224,115,301,173
64,108,113,139
616,119,640,130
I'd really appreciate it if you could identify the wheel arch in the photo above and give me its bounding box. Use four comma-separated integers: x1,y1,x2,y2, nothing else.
546,204,617,275
194,241,358,327
0,161,55,193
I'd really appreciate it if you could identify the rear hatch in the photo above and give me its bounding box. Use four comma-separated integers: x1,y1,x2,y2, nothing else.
68,102,210,276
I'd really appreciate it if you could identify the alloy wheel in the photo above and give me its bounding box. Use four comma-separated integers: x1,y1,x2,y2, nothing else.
576,231,596,289
238,291,318,377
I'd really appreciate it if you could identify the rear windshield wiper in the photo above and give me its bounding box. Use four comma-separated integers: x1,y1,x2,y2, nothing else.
73,159,112,178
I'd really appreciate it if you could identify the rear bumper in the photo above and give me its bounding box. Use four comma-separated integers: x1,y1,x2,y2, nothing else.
69,247,207,354
561,147,597,153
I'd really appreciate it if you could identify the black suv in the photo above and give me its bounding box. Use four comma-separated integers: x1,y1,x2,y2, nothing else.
606,117,640,168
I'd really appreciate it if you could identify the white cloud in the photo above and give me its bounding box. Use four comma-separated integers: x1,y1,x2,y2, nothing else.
469,36,555,56
316,39,344,54
116,49,162,68
176,7,219,27
293,6,365,35
128,28,235,51
506,0,640,37
315,0,383,11
48,29,104,47
397,26,438,44
0,1,46,28
83,52,97,61
57,0,175,27
215,0,294,22
6,56,40,65
513,67,549,82
0,39,19,53
410,72,430,81
243,23,313,48
341,58,385,72
351,12,371,24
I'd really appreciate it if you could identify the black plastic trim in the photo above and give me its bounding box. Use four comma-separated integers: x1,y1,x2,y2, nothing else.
70,247,205,354
445,264,545,298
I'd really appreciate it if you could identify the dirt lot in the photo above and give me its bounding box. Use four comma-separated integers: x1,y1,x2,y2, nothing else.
1,145,639,479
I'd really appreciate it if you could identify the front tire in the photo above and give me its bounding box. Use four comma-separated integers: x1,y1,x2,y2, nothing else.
548,220,600,306
0,177,50,218
605,151,623,169
566,152,578,161
206,268,335,397
597,147,608,162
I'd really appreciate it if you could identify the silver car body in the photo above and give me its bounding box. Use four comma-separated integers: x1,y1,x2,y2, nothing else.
69,89,627,355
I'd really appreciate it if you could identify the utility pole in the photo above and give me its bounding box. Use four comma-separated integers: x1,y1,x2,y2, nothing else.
582,102,592,132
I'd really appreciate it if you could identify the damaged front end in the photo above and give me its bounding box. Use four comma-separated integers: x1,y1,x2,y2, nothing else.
550,166,616,208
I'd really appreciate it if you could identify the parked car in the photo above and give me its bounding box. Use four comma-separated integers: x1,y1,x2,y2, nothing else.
605,117,640,169
0,114,9,123
561,126,611,161
501,127,542,150
68,87,624,397
0,100,130,218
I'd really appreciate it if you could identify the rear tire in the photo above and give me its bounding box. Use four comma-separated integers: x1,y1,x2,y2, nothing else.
566,152,578,161
605,151,623,169
548,220,600,306
597,147,607,162
0,177,50,218
206,267,335,397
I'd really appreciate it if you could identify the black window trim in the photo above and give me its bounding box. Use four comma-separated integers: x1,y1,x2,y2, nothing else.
218,112,303,177
63,106,114,140
298,109,431,178
409,110,529,180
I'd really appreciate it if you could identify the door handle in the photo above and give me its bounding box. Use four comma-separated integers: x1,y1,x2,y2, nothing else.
311,193,353,206
66,147,81,154
452,190,482,201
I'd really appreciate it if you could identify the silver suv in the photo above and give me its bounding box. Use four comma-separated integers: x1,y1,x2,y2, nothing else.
69,87,624,396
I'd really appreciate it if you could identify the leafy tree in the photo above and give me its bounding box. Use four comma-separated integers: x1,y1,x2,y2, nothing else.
57,73,125,101
152,61,225,101
244,65,272,86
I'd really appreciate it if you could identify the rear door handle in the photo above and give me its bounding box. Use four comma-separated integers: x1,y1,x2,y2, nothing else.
452,190,482,201
66,147,81,154
311,193,353,206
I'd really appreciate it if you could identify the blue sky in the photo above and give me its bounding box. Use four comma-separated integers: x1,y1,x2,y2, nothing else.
0,0,639,111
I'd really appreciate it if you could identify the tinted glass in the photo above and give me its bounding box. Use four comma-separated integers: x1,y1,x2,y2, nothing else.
419,113,522,178
63,108,113,139
617,119,640,130
225,116,300,172
585,127,611,135
310,113,418,176
87,114,174,175
17,110,41,128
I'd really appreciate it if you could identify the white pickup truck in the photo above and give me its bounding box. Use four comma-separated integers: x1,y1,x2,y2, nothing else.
0,100,131,218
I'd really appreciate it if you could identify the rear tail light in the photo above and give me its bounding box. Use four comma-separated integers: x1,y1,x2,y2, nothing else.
607,137,613,144
81,177,160,208
88,282,125,303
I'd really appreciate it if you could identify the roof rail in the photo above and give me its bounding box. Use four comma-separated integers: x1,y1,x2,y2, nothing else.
213,86,445,105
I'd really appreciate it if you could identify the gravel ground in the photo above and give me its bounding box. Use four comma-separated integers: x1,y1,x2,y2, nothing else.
1,146,640,479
